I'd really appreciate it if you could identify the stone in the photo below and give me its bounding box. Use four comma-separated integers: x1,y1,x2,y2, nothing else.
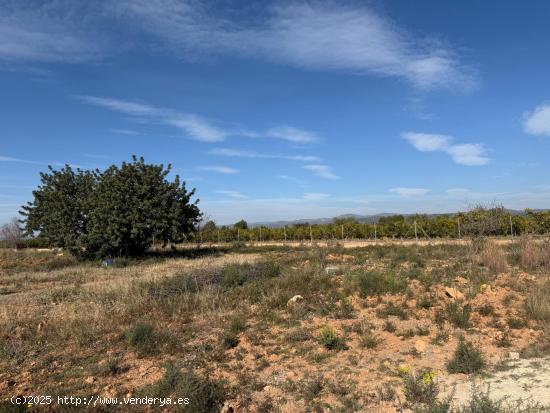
445,287,465,300
85,376,96,384
325,265,339,274
480,284,491,293
414,340,427,354
287,295,304,307
454,276,469,284
508,351,520,360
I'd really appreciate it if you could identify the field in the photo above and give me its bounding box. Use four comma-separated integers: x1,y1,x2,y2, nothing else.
1,238,550,412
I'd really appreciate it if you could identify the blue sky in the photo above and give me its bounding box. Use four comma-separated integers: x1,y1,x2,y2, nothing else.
1,0,550,225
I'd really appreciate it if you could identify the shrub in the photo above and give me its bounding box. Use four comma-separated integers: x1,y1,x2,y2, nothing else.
383,320,397,333
128,322,158,356
477,303,495,317
401,368,439,405
318,326,346,350
377,302,409,320
447,338,486,374
359,329,382,349
445,302,472,329
143,363,226,413
353,270,406,297
525,281,550,321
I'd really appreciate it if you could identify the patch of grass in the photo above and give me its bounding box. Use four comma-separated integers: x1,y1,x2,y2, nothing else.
383,320,397,333
140,363,226,413
447,338,486,374
359,329,382,349
128,322,158,356
477,303,496,317
318,326,347,350
445,302,472,329
507,317,527,329
376,302,409,320
350,270,407,297
480,241,508,274
525,281,550,321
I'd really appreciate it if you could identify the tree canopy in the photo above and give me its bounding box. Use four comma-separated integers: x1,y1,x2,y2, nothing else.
21,156,201,259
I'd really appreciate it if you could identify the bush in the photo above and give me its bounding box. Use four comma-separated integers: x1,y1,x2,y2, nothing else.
352,270,406,297
400,368,439,405
318,326,346,350
143,363,226,413
377,302,409,320
447,338,485,374
445,302,472,329
128,322,158,356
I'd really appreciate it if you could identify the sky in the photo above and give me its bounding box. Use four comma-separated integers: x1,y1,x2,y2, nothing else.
1,0,550,225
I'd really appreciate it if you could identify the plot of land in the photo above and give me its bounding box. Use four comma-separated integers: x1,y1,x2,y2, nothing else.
1,239,550,412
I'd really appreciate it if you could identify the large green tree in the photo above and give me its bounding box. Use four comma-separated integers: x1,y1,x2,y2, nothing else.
20,165,98,254
21,157,201,259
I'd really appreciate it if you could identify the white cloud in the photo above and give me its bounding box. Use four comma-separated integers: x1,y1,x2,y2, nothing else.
2,2,477,91
402,131,490,166
198,165,239,174
303,164,339,180
401,132,451,152
209,147,319,162
446,144,490,166
79,96,227,142
303,192,330,201
445,188,470,196
165,115,227,142
523,104,550,136
390,187,430,197
116,1,477,91
266,126,319,143
216,190,247,199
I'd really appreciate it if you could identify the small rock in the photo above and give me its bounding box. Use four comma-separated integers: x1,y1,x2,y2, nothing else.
414,340,427,354
324,265,339,274
454,276,468,284
85,376,96,384
287,295,304,307
445,287,465,301
480,284,491,293
508,351,520,360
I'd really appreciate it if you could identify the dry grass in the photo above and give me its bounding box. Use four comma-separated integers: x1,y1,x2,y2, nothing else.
1,240,550,411
520,237,550,271
480,240,508,274
525,281,550,322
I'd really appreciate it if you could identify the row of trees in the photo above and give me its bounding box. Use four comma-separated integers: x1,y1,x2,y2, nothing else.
19,157,201,258
197,207,550,243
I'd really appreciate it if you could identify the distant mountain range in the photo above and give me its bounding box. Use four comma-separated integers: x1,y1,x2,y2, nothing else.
249,209,539,228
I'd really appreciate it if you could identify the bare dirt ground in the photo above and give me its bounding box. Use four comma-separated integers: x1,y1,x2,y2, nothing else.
1,239,550,412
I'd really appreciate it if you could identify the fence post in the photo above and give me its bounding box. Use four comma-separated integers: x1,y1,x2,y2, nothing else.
309,224,313,244
414,220,418,242
509,215,514,237
374,223,377,241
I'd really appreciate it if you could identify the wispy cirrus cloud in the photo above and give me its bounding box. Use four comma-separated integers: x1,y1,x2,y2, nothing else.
78,96,320,145
390,187,430,197
198,165,239,174
523,104,550,136
401,132,490,166
1,2,477,91
78,96,228,142
209,148,319,162
216,190,247,199
302,164,339,180
116,1,477,91
265,126,319,143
